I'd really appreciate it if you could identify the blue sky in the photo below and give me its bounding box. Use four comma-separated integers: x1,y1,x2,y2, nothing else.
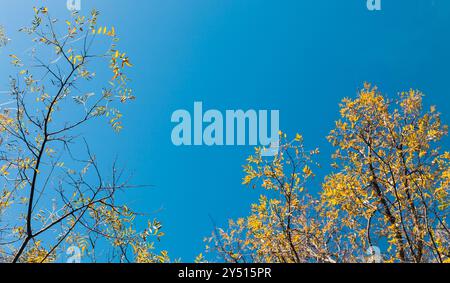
1,0,450,261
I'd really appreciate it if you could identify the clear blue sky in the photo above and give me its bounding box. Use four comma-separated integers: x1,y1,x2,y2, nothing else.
1,0,450,261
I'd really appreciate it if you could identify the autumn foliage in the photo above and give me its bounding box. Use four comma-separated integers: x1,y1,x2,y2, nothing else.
207,84,450,263
1,8,449,264
0,8,167,263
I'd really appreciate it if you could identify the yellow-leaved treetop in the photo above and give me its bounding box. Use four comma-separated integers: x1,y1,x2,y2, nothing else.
207,84,450,263
0,8,168,263
206,134,344,263
323,83,449,263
